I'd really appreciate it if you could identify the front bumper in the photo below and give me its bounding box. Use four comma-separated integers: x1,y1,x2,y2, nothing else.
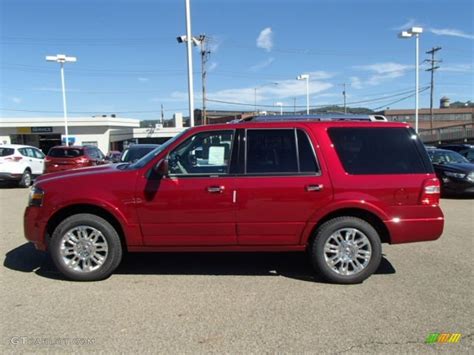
24,206,48,251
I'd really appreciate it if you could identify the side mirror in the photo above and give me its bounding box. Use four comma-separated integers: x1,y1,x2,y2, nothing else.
154,159,169,177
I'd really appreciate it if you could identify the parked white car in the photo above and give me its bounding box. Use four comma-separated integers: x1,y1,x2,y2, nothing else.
0,144,45,187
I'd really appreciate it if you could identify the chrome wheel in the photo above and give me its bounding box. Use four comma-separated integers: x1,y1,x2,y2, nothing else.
23,173,31,186
323,228,372,276
59,226,109,273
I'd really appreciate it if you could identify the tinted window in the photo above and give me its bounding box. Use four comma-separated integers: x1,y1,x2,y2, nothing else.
0,148,14,157
48,148,84,158
169,130,234,175
328,127,428,174
246,129,297,173
297,129,319,173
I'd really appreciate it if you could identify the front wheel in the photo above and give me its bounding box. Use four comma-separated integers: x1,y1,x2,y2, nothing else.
310,217,382,284
50,214,123,281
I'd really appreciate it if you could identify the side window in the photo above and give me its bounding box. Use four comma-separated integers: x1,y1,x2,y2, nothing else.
18,148,28,157
328,127,429,174
297,129,319,173
33,149,45,159
168,130,234,176
246,129,297,173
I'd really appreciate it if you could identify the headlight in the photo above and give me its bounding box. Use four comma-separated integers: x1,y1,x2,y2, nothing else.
467,172,474,182
28,186,44,207
444,171,466,179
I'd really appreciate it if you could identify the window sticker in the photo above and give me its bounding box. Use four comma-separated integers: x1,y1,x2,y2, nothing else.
208,146,225,165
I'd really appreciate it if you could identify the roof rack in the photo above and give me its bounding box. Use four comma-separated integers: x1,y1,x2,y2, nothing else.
232,114,387,123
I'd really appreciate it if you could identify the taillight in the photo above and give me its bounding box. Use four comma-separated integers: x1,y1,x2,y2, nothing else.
420,178,440,205
76,157,89,164
5,156,23,162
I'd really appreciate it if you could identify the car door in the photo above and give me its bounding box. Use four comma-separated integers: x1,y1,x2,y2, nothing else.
31,148,45,174
18,148,41,175
135,129,237,246
234,127,333,245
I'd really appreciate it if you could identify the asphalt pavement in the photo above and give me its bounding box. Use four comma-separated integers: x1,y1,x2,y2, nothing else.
0,187,472,353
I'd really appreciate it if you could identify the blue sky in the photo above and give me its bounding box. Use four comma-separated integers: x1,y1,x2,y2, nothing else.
1,0,473,120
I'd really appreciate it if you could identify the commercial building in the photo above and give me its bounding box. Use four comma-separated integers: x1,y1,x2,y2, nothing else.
0,116,140,153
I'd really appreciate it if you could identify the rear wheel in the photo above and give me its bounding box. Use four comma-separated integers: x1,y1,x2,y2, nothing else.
18,169,32,188
50,214,123,281
310,217,382,284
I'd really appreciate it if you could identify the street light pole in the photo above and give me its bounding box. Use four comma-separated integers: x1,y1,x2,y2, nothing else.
297,74,310,114
46,54,76,146
399,26,423,133
184,0,195,127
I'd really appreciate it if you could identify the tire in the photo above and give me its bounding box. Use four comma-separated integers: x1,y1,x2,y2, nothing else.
18,169,32,188
310,217,382,284
49,213,123,281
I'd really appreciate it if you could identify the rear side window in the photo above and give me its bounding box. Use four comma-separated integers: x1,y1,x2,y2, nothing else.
328,127,429,174
245,129,319,174
246,129,297,173
48,148,84,158
0,148,14,157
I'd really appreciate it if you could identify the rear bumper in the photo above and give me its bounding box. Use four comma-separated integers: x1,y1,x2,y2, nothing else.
0,172,22,181
384,206,444,244
24,206,48,251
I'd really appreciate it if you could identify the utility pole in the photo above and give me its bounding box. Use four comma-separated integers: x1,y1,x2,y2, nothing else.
293,98,296,114
425,46,442,130
198,34,210,125
161,104,164,125
342,83,347,114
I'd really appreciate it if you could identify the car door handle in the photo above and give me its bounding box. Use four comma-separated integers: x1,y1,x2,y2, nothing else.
207,186,225,193
306,184,323,192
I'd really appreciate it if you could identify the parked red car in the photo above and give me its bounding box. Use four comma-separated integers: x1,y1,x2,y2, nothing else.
44,145,106,173
25,117,444,283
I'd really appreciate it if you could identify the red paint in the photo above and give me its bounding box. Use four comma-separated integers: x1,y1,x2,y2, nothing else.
24,121,444,252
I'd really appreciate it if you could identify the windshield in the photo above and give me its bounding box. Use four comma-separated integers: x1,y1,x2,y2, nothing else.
125,130,189,169
120,146,158,163
48,148,84,158
428,150,470,164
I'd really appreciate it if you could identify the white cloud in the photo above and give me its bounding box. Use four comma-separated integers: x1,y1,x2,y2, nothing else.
429,28,474,40
353,62,413,87
439,64,474,73
208,62,218,72
250,57,275,71
350,76,363,90
209,78,333,104
138,77,149,82
8,96,22,104
256,27,273,52
392,18,418,31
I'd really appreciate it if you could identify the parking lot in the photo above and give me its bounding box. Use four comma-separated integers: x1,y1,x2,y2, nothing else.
0,187,472,353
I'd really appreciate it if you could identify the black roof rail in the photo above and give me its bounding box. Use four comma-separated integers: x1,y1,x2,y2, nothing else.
232,114,388,123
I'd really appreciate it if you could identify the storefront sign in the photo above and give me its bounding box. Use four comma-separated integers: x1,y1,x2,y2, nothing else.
31,127,53,133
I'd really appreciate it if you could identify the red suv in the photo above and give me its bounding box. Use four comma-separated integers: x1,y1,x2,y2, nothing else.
44,145,106,173
24,117,444,283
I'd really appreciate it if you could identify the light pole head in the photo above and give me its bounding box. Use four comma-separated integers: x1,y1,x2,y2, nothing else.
297,74,309,80
410,27,423,34
45,54,77,63
398,31,413,38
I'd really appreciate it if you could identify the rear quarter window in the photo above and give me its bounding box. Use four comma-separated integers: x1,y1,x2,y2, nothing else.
328,127,431,174
0,148,14,157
